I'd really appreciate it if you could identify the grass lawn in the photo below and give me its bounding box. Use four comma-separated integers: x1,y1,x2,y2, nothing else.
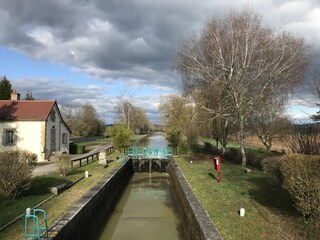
0,151,120,240
175,154,304,240
76,137,111,146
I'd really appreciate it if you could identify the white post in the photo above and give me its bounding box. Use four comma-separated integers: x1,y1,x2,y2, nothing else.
240,208,245,217
26,207,31,215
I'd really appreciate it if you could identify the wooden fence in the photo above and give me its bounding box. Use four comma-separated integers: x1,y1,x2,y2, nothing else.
71,146,114,168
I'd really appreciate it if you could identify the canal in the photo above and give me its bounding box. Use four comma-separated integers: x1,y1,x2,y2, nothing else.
96,132,183,240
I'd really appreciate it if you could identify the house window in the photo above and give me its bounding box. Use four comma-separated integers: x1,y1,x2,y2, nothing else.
2,129,16,146
62,133,68,144
50,110,56,122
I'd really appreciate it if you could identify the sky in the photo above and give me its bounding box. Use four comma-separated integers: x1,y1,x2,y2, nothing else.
0,0,320,124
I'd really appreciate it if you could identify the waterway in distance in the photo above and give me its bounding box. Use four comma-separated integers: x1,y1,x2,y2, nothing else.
96,132,183,240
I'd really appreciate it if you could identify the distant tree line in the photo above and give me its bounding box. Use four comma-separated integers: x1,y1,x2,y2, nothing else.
61,103,105,137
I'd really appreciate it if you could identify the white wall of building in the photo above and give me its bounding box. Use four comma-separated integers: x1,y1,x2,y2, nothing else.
0,121,44,161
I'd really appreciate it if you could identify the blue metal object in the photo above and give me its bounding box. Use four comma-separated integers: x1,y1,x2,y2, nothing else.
120,153,126,163
127,146,173,159
24,209,48,240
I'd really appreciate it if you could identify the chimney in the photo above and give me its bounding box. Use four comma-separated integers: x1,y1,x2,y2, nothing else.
11,90,20,101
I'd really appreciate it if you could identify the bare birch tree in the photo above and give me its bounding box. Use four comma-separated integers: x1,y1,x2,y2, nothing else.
176,9,309,166
115,96,154,133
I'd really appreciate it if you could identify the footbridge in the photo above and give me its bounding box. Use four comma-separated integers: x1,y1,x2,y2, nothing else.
126,146,173,172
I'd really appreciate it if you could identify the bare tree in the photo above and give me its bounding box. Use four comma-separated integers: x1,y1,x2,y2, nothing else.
176,9,309,166
193,83,235,153
248,97,291,151
115,95,154,133
311,69,320,121
287,123,320,155
61,103,105,137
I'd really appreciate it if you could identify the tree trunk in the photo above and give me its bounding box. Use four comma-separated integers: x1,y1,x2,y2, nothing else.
239,114,247,167
215,138,219,154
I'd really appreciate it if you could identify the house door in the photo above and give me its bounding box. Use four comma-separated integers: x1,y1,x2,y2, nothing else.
50,127,56,152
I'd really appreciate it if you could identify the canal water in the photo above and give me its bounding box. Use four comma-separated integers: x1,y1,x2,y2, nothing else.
96,132,183,240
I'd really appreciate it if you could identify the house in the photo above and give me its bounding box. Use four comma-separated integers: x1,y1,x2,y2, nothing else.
0,90,71,162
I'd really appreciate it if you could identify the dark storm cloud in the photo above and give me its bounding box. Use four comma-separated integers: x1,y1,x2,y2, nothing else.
1,0,320,88
1,0,320,121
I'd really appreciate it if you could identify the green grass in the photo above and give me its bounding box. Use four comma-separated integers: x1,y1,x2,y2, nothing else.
0,176,69,227
0,150,120,240
175,155,303,240
76,137,111,146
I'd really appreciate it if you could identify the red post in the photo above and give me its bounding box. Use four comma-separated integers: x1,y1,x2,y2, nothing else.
213,155,221,183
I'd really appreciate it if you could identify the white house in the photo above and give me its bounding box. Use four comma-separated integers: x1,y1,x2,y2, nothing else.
0,91,71,162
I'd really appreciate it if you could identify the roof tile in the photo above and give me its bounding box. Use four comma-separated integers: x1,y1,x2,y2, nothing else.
0,100,56,121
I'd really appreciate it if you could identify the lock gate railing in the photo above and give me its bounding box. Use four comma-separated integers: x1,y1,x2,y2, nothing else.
127,146,173,159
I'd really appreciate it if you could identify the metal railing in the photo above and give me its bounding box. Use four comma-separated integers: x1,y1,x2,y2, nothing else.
127,146,173,159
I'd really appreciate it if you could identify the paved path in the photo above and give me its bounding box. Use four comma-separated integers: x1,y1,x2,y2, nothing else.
32,143,112,177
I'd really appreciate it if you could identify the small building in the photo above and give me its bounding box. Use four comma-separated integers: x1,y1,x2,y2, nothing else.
0,90,71,162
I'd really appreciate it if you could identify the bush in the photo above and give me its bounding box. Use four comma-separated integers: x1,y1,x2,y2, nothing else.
177,142,189,154
280,154,320,223
110,123,133,152
202,142,215,154
223,148,242,164
261,156,284,187
57,154,72,177
223,147,282,169
0,150,37,199
69,143,85,154
287,124,320,155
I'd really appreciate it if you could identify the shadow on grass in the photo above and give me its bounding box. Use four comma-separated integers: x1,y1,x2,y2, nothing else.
208,172,219,182
25,176,73,196
247,176,299,217
67,169,84,177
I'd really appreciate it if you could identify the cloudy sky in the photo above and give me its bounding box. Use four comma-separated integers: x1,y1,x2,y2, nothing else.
0,0,320,123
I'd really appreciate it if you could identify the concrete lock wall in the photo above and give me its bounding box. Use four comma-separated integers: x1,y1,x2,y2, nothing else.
49,160,133,240
168,160,223,240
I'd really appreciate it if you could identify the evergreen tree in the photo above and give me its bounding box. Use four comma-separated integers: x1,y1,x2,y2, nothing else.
0,76,12,100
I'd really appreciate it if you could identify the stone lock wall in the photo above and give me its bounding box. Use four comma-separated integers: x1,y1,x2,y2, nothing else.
168,160,223,240
49,160,133,240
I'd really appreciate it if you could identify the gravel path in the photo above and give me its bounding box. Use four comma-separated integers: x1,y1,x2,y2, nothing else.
32,143,112,177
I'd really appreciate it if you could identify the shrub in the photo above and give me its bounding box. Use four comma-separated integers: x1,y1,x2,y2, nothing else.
261,156,284,187
177,142,189,154
57,154,72,177
69,143,85,154
110,123,133,153
0,150,37,199
287,124,320,155
223,148,241,164
280,154,320,223
202,142,215,154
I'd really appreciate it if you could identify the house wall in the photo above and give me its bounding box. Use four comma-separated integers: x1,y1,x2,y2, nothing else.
45,105,70,160
0,121,44,161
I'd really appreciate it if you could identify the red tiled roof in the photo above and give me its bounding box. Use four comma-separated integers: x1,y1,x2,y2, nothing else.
0,100,56,121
